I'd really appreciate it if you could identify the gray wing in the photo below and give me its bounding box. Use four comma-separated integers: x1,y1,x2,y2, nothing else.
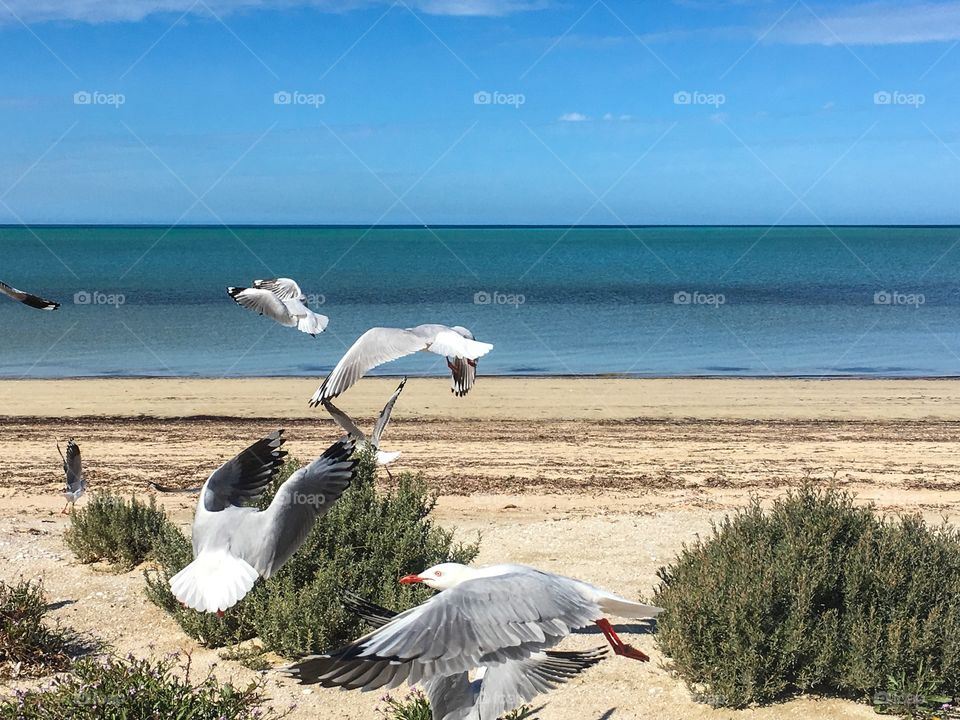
371,377,406,445
283,571,599,691
0,280,59,310
309,328,428,405
254,277,304,301
322,400,368,443
446,357,476,398
60,440,83,493
201,431,287,512
248,437,356,577
227,286,296,327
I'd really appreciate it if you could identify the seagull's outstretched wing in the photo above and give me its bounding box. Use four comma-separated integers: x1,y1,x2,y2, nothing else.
322,400,368,443
310,328,428,405
284,571,599,690
254,277,304,301
249,437,356,577
227,287,295,327
447,357,476,398
371,377,406,446
425,330,493,362
59,440,83,494
0,280,59,310
201,431,287,512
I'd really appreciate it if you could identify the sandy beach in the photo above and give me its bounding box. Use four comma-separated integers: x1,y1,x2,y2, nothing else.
2,376,959,719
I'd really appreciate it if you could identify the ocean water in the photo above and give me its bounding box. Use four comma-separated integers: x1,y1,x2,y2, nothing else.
1,225,959,379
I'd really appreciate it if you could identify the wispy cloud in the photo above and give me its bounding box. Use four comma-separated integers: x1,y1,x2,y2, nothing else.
0,0,548,24
767,1,960,45
558,112,588,122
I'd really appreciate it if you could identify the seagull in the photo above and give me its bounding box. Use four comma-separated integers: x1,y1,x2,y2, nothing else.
57,440,85,514
1,280,59,311
284,562,661,710
331,591,609,720
227,278,328,336
170,431,357,614
322,378,405,478
309,325,493,404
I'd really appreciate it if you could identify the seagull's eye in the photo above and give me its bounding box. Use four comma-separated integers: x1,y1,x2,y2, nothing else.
434,571,443,577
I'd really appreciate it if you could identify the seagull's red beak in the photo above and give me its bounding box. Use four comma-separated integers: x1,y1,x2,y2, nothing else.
399,575,424,585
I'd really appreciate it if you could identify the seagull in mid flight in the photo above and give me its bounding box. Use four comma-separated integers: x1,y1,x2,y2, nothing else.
285,562,661,716
322,378,405,477
57,440,85,514
1,280,59,311
227,278,328,336
170,431,357,614
309,325,493,404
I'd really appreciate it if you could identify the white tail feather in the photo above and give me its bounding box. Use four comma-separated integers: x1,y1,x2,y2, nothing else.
596,594,663,619
375,450,401,465
169,550,259,613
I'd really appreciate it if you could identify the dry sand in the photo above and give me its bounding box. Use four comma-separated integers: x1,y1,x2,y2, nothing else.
1,376,958,720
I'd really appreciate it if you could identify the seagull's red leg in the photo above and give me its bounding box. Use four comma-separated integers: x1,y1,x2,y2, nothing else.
216,610,225,618
595,618,650,662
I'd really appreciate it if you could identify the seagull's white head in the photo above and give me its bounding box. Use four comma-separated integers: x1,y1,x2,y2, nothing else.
399,562,476,591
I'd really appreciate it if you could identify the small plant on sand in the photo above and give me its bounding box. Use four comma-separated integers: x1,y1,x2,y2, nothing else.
0,578,95,680
376,689,536,720
0,651,292,720
145,451,479,657
654,484,960,708
65,494,170,571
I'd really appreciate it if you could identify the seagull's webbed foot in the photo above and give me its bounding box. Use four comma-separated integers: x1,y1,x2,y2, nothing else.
595,618,650,662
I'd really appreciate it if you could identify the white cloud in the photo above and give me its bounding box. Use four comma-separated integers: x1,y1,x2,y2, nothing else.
558,112,588,122
767,1,960,45
0,0,547,24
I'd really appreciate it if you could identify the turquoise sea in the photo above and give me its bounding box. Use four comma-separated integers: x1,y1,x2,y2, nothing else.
1,225,959,379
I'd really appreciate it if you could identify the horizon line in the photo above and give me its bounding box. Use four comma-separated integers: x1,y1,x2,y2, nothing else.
2,223,959,230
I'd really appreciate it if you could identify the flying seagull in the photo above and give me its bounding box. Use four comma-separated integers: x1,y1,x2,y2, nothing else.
284,562,661,707
327,591,609,720
322,378,405,477
170,431,357,614
227,278,328,336
309,325,492,404
57,440,85,514
1,280,59,311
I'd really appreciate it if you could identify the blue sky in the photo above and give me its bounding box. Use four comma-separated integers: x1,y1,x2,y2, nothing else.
0,0,958,224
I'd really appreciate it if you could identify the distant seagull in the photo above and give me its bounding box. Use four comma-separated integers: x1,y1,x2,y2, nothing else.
170,431,356,614
227,278,328,336
322,378,405,477
57,440,85,514
324,591,609,720
285,562,661,706
309,324,493,404
0,280,59,311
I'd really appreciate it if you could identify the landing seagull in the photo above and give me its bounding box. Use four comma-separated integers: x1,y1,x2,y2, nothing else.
322,378,406,478
170,431,357,614
1,280,59,311
284,562,661,714
331,591,609,720
309,325,492,404
57,440,85,514
227,278,328,336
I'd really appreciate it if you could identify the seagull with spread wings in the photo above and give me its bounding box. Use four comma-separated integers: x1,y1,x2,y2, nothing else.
1,280,59,311
284,562,661,717
57,440,85,514
322,378,405,477
309,325,492,405
170,431,357,614
227,278,328,336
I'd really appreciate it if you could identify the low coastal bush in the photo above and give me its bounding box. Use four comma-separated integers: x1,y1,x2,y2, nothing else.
654,485,960,709
145,451,479,657
0,579,95,680
0,652,290,720
65,494,170,570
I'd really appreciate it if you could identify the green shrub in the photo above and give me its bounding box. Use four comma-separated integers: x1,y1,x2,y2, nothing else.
654,485,960,708
0,652,291,720
145,452,479,656
0,579,95,680
376,689,536,720
65,495,170,571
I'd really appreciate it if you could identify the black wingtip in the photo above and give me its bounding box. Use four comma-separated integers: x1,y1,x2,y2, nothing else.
320,435,356,463
226,286,245,302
